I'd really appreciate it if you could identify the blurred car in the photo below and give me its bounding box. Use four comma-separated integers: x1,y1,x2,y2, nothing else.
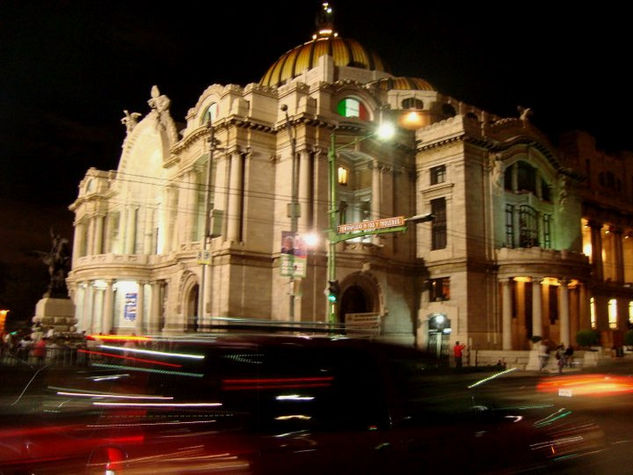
0,331,607,474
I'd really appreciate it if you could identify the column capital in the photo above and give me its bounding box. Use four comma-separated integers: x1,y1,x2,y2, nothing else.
587,219,603,230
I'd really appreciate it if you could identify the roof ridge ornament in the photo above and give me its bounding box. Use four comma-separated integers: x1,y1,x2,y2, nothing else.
313,2,338,39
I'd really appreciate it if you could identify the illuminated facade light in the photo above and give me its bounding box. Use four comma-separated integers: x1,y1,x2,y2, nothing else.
337,166,348,185
608,298,618,329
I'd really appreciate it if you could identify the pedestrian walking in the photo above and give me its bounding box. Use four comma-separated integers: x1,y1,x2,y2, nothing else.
564,345,574,368
538,341,549,371
453,341,466,368
32,337,47,365
555,344,565,374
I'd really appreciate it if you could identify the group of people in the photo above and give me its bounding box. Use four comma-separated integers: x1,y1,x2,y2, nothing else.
539,340,574,372
1,330,88,366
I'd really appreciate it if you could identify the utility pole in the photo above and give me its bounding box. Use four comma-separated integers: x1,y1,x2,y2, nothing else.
198,119,215,328
281,105,298,321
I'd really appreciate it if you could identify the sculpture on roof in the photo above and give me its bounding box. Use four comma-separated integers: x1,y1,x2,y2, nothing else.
121,110,142,135
148,85,171,114
517,105,533,126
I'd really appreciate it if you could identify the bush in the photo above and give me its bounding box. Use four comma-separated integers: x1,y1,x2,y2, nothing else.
624,330,633,348
576,329,600,348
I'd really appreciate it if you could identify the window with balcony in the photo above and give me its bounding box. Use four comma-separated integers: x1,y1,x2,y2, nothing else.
429,277,450,301
519,205,539,247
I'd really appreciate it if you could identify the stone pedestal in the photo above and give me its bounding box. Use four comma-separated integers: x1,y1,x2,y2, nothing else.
32,297,77,337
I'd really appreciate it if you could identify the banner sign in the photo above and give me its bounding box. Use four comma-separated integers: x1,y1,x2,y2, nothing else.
337,216,405,234
345,312,381,334
281,231,307,278
124,293,137,321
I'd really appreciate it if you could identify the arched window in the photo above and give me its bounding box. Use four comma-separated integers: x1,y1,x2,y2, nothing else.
517,161,537,194
441,103,456,118
201,102,218,124
337,98,369,120
401,97,424,110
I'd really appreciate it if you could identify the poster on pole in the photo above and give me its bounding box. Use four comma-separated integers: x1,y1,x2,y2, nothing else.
281,231,307,277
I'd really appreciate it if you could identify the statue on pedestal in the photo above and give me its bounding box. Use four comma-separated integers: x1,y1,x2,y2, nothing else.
35,229,71,299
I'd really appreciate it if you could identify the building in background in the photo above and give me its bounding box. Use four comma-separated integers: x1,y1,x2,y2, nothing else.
67,3,633,353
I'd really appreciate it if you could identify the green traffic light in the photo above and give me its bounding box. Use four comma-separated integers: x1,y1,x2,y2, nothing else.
328,293,337,302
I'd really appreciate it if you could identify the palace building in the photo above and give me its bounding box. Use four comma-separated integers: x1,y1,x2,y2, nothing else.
68,3,633,354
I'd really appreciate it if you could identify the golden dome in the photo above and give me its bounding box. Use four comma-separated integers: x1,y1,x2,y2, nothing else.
371,77,435,92
260,36,389,88
260,3,387,88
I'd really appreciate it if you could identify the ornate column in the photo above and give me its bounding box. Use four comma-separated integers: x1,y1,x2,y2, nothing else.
149,281,161,333
73,221,86,261
371,161,381,220
135,281,145,335
86,217,95,256
84,282,95,333
501,279,512,350
214,152,229,240
589,220,604,281
227,151,243,242
559,279,570,347
125,207,138,254
94,214,105,255
184,171,197,244
298,149,312,231
614,228,625,283
102,280,114,334
532,278,543,339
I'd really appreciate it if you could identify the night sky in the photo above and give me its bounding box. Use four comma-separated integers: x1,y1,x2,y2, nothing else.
0,1,630,321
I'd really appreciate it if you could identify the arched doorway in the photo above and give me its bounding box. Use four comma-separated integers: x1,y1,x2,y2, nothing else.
340,284,373,324
186,284,199,332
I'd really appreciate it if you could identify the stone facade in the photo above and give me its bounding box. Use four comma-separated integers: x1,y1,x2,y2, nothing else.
67,6,633,354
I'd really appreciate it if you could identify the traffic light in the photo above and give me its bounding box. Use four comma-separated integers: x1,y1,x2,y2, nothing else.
327,280,340,303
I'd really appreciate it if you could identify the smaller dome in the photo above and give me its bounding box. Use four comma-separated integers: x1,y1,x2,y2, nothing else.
371,77,435,92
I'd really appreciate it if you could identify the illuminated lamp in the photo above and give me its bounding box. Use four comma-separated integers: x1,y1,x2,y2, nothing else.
397,109,429,130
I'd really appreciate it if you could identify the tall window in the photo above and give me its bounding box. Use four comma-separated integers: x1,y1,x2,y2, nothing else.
542,214,552,248
505,204,514,247
431,197,447,250
517,162,537,194
430,165,446,185
519,205,539,247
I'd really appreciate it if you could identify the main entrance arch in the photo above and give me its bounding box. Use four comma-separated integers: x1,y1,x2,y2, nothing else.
339,272,381,324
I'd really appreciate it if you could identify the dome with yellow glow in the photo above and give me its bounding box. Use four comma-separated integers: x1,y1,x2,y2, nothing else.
260,3,388,88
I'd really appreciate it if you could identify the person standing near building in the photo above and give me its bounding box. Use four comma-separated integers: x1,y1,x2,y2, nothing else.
453,341,466,368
